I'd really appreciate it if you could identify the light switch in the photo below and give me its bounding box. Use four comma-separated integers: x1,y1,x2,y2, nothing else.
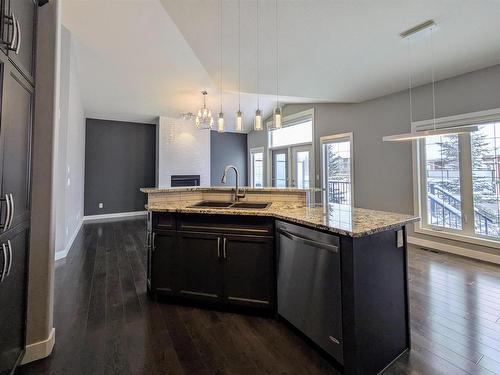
396,230,404,248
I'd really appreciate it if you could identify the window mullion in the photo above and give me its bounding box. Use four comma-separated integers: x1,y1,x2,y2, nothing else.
459,133,475,235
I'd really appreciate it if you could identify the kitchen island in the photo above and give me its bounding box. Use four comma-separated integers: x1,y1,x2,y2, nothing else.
141,187,419,375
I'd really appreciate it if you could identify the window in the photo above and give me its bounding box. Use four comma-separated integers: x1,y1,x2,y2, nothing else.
415,109,500,245
321,133,353,206
250,147,264,188
269,120,312,148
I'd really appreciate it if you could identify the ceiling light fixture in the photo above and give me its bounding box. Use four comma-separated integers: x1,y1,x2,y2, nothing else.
235,0,244,132
253,0,263,131
194,91,213,129
217,0,225,133
272,0,282,129
383,20,477,142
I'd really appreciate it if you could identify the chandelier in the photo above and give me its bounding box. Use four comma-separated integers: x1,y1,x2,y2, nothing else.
195,91,214,129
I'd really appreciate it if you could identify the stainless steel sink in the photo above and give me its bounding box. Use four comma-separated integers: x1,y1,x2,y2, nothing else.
190,201,233,208
189,201,270,209
230,202,270,209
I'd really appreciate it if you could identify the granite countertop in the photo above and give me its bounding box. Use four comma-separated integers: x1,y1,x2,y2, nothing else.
140,187,321,194
146,200,419,238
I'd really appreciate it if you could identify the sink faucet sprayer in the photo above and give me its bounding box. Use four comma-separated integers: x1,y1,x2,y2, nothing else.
221,165,246,202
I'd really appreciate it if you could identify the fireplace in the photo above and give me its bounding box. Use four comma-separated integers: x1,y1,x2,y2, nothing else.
171,175,200,187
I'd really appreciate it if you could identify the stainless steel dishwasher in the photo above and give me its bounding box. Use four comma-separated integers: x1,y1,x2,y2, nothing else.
276,220,343,364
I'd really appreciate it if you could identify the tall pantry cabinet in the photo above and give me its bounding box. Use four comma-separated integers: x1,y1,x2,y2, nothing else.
0,0,38,374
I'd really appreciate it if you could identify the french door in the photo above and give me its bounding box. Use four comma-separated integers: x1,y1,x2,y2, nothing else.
272,145,313,188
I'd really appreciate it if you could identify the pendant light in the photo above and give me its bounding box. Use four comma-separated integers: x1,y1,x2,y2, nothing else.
235,0,244,132
217,0,225,133
194,91,214,129
272,0,282,129
383,20,477,142
253,0,263,131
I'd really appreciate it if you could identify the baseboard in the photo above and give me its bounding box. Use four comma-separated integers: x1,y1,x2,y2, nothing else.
21,328,55,365
55,219,83,261
408,236,500,265
83,210,147,222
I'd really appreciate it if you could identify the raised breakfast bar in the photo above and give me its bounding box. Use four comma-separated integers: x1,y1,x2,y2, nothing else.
141,187,419,375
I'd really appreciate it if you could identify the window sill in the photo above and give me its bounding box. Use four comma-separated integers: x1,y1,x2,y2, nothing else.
414,224,500,250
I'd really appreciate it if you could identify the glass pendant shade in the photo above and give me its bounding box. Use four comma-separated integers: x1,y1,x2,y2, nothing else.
218,112,225,132
273,106,282,129
254,109,263,131
235,110,243,132
194,91,213,129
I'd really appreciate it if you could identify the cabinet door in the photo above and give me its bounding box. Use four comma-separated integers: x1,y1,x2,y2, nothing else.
6,0,36,82
1,66,33,230
223,235,274,308
150,231,177,295
0,225,28,373
177,232,222,301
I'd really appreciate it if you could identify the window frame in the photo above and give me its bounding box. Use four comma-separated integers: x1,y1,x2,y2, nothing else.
320,132,354,206
249,146,265,188
412,107,500,249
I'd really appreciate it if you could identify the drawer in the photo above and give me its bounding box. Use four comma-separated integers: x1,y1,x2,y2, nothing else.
178,214,273,236
152,212,176,230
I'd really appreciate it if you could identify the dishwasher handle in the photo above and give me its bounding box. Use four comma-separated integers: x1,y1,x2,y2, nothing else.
277,228,338,253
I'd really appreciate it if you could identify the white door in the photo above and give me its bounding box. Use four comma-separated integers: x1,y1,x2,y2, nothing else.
321,134,353,206
272,149,289,187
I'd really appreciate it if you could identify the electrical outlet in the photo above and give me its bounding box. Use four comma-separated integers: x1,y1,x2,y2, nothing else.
99,203,104,209
396,230,404,248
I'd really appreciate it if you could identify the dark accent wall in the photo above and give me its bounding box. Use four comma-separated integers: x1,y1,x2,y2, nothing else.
84,118,156,215
210,131,248,186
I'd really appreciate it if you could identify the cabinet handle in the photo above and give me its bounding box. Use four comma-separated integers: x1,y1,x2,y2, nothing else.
217,237,221,258
277,228,338,253
223,238,227,259
6,240,12,276
15,18,21,55
0,243,7,283
1,195,11,232
8,194,14,229
151,232,156,252
8,13,17,51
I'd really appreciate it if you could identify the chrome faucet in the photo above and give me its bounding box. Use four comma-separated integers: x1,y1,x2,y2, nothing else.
221,165,246,202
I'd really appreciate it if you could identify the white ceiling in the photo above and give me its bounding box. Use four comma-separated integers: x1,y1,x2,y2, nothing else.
63,0,500,131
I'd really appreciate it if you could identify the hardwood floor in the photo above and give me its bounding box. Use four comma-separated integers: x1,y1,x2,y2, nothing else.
19,218,500,375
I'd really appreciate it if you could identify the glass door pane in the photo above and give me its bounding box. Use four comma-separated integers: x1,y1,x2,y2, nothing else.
291,145,312,188
251,151,264,188
322,138,352,206
272,149,288,187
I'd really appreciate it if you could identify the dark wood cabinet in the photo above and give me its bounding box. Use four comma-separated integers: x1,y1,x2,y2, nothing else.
223,234,274,308
0,64,33,229
177,232,222,301
0,223,29,373
149,213,275,309
1,0,37,83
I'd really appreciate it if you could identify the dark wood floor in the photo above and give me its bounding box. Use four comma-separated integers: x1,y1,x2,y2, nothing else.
19,218,500,375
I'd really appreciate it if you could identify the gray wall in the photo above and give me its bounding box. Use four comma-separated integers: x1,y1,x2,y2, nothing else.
84,119,156,215
211,131,248,186
248,64,500,256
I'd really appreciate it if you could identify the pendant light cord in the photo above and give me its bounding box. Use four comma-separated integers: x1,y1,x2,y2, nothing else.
256,0,259,109
430,27,437,131
407,38,413,126
275,0,279,108
219,0,222,113
238,0,241,111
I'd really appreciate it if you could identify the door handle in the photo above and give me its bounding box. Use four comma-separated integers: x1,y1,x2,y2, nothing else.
217,237,221,258
15,18,21,54
6,240,12,276
277,228,338,253
223,238,227,259
8,13,17,51
151,232,156,252
0,243,7,283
